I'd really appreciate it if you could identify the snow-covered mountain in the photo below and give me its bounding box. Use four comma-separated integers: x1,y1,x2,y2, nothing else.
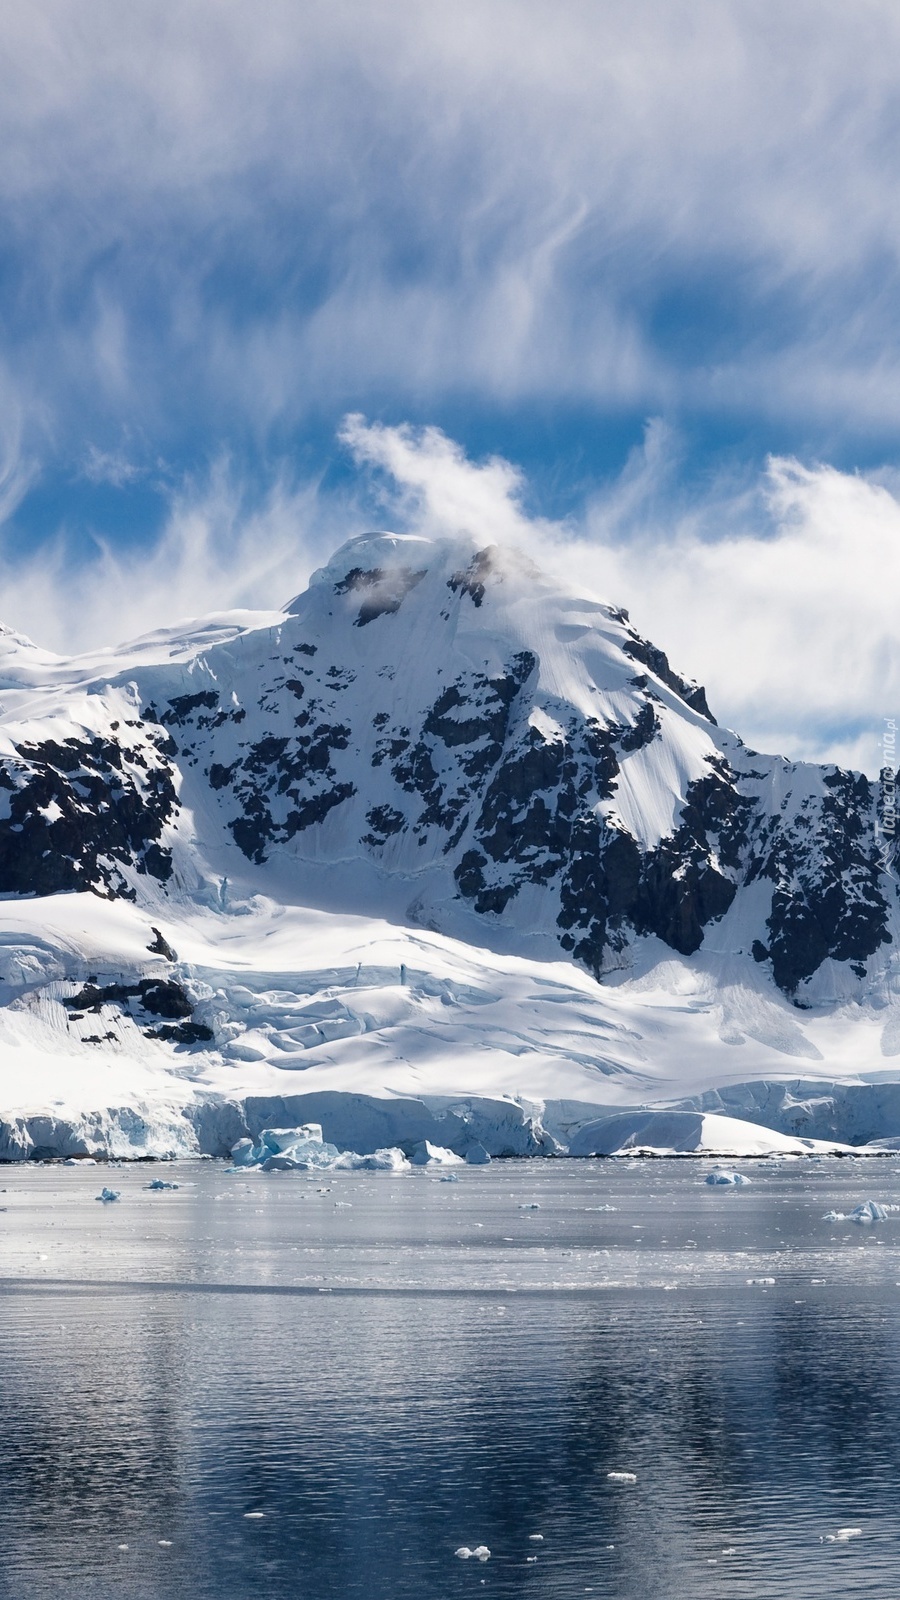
0,531,898,1159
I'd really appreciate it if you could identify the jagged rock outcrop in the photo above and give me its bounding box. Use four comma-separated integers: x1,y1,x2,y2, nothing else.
0,531,892,999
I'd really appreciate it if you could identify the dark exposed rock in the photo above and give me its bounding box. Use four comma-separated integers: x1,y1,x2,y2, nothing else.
447,547,498,607
145,1021,214,1045
147,927,177,961
64,977,193,1019
0,733,177,899
619,700,660,753
622,636,716,723
334,566,427,625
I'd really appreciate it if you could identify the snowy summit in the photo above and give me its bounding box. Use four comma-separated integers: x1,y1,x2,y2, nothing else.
0,532,896,1161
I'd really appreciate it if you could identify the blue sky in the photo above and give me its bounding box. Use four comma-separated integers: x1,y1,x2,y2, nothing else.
3,0,900,768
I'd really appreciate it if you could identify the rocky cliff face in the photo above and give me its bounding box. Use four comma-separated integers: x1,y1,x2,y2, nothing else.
0,533,893,1001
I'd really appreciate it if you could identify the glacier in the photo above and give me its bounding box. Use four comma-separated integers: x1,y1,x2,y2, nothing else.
0,530,896,1159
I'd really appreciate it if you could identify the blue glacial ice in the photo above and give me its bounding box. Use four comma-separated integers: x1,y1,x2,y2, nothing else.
705,1170,752,1186
230,1124,410,1173
464,1142,491,1165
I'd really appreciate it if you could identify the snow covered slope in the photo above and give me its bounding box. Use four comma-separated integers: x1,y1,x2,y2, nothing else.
0,531,897,1157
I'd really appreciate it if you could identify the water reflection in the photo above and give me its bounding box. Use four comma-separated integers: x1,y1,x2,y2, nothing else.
0,1162,899,1596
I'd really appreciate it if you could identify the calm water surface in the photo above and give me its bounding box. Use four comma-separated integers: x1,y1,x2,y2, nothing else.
1,1156,900,1598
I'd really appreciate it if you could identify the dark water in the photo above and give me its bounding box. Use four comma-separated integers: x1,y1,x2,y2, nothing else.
2,1157,900,1597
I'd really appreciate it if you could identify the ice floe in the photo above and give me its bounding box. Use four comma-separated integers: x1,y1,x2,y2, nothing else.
705,1170,752,1186
822,1200,900,1224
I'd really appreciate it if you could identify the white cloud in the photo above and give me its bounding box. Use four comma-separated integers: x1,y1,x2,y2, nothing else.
337,416,900,775
0,456,344,654
5,1,900,441
82,445,144,488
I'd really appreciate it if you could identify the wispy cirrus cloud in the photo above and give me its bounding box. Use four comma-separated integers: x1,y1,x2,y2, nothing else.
4,0,900,486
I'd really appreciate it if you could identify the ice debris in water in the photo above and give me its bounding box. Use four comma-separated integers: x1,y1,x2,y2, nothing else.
528,1533,544,1542
465,1143,491,1165
705,1170,752,1186
231,1125,410,1173
823,1201,900,1224
823,1527,862,1542
145,1178,179,1190
63,1157,96,1165
409,1140,463,1167
455,1546,490,1561
519,1202,541,1209
96,1187,120,1203
439,1173,459,1183
607,1471,637,1484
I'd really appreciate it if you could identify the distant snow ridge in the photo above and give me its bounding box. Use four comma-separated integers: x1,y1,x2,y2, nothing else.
0,530,896,1158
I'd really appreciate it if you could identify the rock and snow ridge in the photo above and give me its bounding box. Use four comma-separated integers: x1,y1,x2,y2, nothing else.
0,530,898,1159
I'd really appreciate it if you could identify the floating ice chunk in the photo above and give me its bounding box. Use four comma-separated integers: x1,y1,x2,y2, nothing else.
409,1140,463,1167
528,1533,544,1542
473,1546,490,1561
519,1202,541,1209
465,1143,491,1166
158,1540,172,1547
439,1173,459,1183
333,1146,410,1172
607,1471,637,1484
455,1547,473,1559
823,1201,899,1224
705,1170,752,1186
145,1178,179,1191
584,1204,617,1212
231,1127,409,1173
63,1157,96,1166
747,1277,775,1285
243,1512,265,1520
824,1527,862,1542
96,1187,120,1203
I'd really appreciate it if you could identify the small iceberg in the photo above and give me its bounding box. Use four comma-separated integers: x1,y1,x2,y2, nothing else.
823,1201,900,1224
145,1178,179,1191
607,1471,637,1484
464,1142,491,1165
96,1187,120,1203
231,1125,410,1173
824,1527,862,1542
409,1140,463,1167
455,1546,490,1561
705,1170,752,1186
